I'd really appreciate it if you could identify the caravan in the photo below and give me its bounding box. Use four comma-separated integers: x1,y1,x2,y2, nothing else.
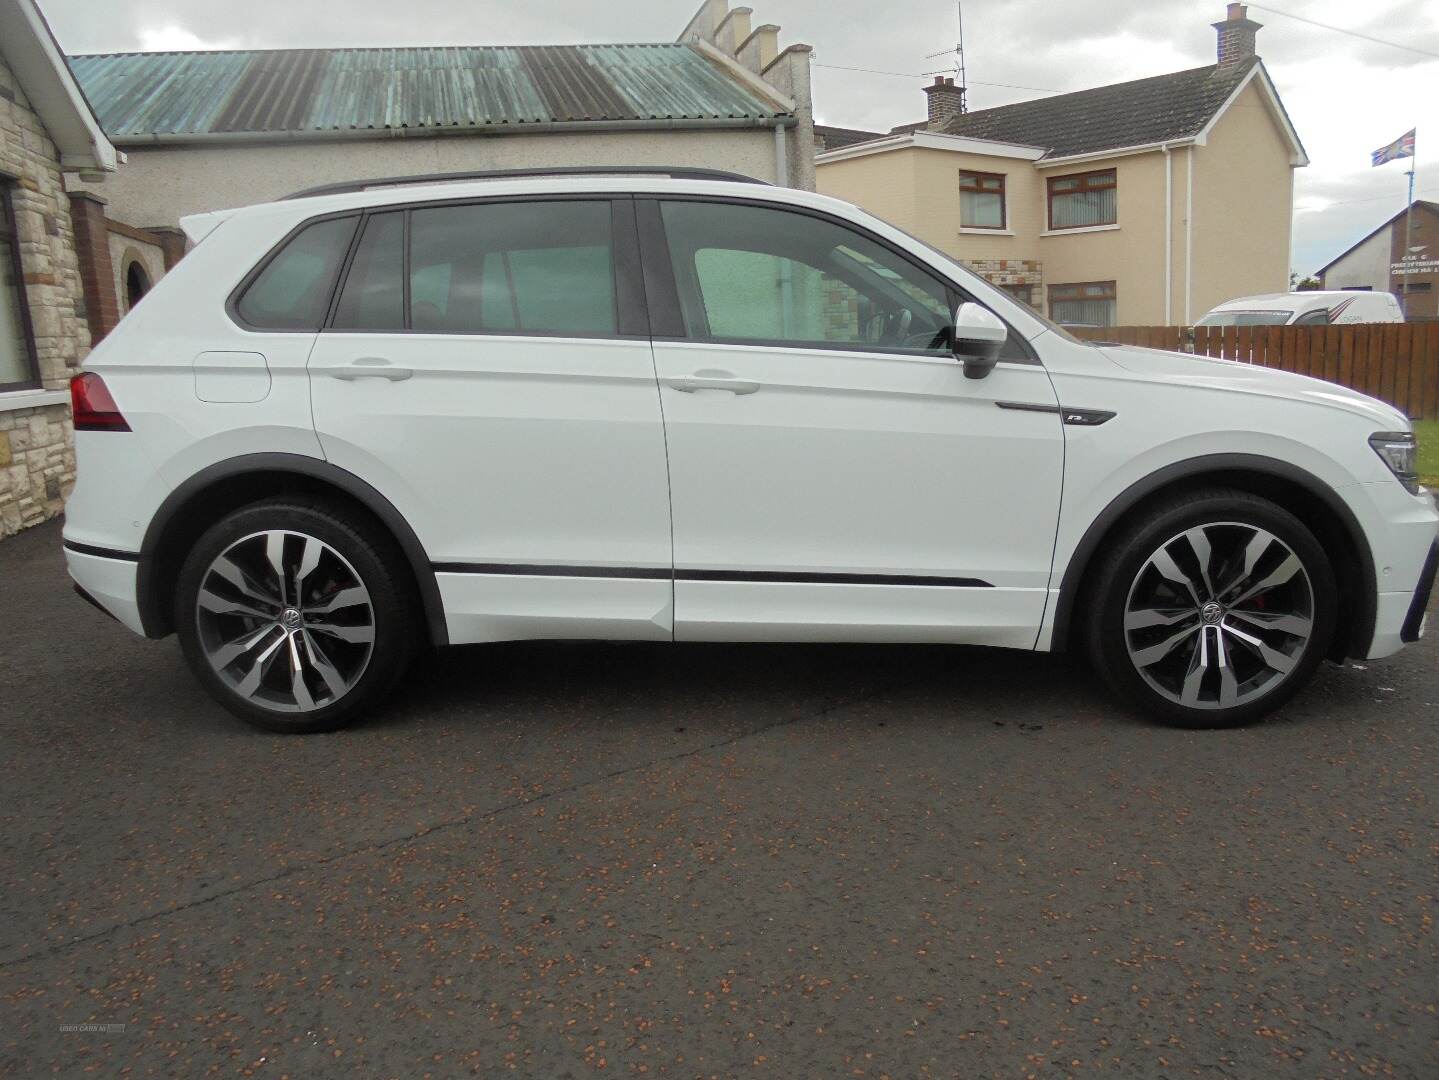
1196,290,1404,327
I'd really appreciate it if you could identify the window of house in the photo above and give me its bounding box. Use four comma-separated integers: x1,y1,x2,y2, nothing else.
0,180,40,391
234,215,358,331
1049,281,1116,327
959,171,1006,229
1047,169,1117,230
659,200,956,355
998,283,1037,309
407,201,617,336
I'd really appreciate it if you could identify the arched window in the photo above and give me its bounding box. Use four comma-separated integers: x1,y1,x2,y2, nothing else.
125,260,151,311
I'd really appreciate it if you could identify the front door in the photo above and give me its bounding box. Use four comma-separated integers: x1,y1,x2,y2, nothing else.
308,197,674,643
641,197,1064,647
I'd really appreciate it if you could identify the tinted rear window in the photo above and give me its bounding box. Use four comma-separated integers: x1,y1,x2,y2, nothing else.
235,216,357,331
332,212,404,331
408,201,616,336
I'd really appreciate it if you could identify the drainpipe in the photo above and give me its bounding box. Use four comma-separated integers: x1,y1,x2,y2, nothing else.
1162,143,1173,325
1185,147,1195,324
773,122,789,187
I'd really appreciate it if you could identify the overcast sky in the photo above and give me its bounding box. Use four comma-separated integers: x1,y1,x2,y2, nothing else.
42,0,1439,277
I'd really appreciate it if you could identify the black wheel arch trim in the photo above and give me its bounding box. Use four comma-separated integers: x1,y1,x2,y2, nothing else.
1401,541,1437,645
1050,453,1377,659
137,453,449,646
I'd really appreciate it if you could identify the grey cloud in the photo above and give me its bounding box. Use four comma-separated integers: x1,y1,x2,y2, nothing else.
40,0,1439,276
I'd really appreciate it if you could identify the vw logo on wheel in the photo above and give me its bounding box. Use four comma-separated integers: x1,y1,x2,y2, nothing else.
1200,601,1224,626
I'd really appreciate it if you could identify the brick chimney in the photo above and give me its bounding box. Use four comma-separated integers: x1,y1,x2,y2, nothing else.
1212,3,1262,65
924,76,965,130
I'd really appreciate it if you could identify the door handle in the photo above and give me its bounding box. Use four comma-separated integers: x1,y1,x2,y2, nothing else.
329,357,413,382
664,370,761,395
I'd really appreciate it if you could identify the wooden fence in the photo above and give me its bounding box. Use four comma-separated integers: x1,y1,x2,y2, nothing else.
1068,323,1439,420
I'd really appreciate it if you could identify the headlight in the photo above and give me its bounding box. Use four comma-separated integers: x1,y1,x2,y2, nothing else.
1369,431,1420,495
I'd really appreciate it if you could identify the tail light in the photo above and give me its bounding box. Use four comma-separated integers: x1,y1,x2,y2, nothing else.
70,372,131,432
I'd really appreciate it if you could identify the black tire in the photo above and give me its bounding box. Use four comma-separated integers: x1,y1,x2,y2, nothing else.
1084,488,1337,729
175,498,419,733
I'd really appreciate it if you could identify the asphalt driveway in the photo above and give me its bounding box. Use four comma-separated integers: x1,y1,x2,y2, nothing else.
1,518,1435,1077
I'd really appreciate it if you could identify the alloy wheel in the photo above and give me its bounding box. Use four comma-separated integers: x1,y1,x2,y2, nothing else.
1123,522,1315,711
194,530,375,713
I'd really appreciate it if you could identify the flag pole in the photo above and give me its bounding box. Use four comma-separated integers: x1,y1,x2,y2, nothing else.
1402,150,1416,318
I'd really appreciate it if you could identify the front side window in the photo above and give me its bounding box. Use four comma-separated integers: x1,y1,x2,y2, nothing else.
959,171,1006,229
1049,281,1116,327
659,200,955,355
0,180,39,390
1047,169,1117,230
235,216,358,331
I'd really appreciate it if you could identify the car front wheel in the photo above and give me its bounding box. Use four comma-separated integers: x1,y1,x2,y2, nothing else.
1087,489,1337,728
175,499,418,733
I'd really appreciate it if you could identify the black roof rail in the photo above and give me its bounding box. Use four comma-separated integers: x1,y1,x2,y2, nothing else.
282,166,770,201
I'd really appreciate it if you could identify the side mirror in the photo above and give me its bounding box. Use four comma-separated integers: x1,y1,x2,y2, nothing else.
951,302,1008,379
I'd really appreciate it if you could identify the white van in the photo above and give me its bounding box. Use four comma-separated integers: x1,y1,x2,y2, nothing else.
1196,291,1403,328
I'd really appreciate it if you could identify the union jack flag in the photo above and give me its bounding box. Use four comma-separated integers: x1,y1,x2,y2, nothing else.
1372,129,1415,166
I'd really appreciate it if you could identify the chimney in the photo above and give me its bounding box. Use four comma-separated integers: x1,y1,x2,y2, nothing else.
924,76,966,130
1212,3,1262,65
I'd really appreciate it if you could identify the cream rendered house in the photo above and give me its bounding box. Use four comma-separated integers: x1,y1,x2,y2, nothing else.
816,5,1306,327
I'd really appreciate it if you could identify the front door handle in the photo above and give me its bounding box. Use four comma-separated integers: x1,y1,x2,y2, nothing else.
329,357,413,382
664,370,761,396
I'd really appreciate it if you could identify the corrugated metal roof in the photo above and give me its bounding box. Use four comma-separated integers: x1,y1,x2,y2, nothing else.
68,43,788,141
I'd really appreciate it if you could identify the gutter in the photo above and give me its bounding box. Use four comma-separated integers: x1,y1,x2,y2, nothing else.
817,130,1047,166
1035,137,1198,168
1162,142,1172,325
1185,147,1195,324
110,115,799,149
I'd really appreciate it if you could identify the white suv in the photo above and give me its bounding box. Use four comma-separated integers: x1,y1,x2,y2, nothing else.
61,168,1437,733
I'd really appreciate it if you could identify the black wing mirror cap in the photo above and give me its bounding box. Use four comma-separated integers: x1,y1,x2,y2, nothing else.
952,302,1007,379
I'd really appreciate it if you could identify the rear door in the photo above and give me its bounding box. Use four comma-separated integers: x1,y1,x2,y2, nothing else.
307,196,675,644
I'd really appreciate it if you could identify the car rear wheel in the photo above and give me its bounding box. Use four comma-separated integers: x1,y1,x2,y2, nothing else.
1086,489,1337,728
175,499,418,733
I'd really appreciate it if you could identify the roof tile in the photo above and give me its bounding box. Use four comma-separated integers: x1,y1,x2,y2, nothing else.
939,58,1259,157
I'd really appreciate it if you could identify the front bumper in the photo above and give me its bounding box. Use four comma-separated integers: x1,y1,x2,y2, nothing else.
1362,484,1439,660
63,542,146,637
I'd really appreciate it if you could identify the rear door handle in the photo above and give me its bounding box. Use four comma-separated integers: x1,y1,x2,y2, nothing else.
664,370,761,395
329,357,413,382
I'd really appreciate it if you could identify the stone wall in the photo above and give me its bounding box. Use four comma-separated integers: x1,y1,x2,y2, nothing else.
0,403,69,534
0,53,92,537
966,258,1043,309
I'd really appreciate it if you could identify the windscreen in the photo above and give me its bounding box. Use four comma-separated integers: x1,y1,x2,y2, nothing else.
1195,310,1292,328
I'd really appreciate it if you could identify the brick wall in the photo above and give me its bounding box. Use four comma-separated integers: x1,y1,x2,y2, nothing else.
0,54,93,537
67,191,118,343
